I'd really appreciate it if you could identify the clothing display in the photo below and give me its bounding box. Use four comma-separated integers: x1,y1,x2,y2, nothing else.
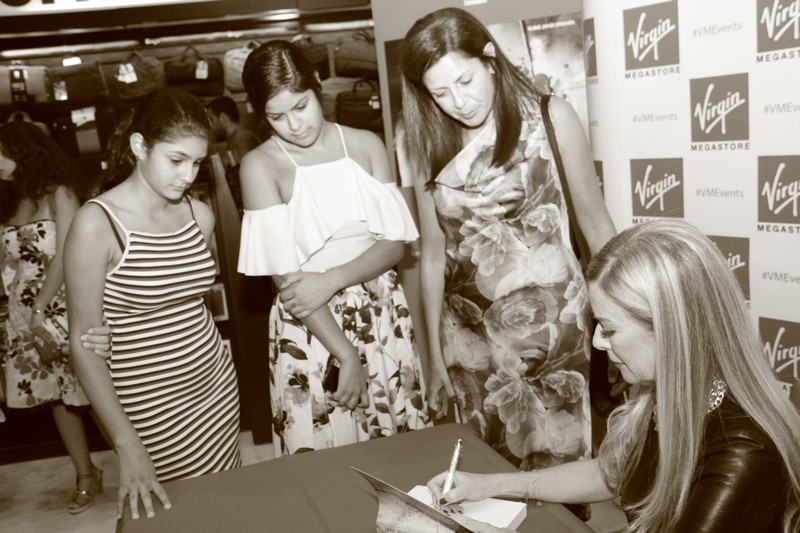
432,110,591,468
88,199,241,481
622,396,786,531
1,220,89,408
239,124,431,456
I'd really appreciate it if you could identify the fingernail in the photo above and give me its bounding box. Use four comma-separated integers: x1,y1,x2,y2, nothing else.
165,504,172,510
80,335,88,341
83,343,90,348
147,513,154,518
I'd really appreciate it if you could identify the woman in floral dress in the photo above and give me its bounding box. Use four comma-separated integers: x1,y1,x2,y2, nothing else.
398,8,616,471
0,121,104,513
238,40,430,455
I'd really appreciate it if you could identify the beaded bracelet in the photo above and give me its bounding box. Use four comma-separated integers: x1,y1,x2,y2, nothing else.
521,469,542,506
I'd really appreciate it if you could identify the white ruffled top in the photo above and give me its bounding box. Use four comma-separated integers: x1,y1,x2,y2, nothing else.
238,124,419,276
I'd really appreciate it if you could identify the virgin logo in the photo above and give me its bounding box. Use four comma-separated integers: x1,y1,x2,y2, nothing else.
762,163,800,216
693,84,746,135
726,253,746,271
627,13,677,61
634,165,680,211
760,0,800,41
764,327,800,379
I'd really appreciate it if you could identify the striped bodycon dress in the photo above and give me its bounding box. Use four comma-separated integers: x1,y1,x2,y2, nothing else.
89,199,241,481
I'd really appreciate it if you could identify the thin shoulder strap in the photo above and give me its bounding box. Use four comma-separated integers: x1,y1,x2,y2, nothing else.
86,199,126,252
186,196,198,222
335,123,349,158
273,138,299,168
540,94,590,267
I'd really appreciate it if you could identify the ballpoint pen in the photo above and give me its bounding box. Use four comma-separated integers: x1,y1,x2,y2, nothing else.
441,438,462,499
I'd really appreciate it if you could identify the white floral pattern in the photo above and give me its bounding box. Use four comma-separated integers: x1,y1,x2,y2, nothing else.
269,269,431,456
1,221,88,408
432,112,591,468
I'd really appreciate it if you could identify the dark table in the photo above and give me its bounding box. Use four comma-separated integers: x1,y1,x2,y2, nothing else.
117,423,592,532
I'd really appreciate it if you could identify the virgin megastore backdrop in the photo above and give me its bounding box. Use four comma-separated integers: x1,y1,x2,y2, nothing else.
582,0,800,406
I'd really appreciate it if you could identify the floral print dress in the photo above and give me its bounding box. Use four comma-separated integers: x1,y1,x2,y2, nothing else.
432,109,591,469
1,220,88,408
239,125,431,456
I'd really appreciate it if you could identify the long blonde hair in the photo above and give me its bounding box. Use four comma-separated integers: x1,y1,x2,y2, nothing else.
587,219,800,532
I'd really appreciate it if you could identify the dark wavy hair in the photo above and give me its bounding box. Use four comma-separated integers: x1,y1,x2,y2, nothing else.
103,87,210,191
0,121,89,224
241,39,323,137
400,7,538,185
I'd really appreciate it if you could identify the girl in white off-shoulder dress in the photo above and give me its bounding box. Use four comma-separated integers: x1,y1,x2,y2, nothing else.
237,40,431,456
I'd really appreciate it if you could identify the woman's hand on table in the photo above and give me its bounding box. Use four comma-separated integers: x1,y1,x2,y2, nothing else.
280,271,337,318
117,441,172,519
80,323,112,358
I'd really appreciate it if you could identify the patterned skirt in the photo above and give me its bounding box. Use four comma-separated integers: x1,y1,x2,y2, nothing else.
269,269,431,455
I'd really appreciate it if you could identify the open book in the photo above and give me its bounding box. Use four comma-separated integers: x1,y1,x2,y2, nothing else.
352,467,527,532
407,485,527,530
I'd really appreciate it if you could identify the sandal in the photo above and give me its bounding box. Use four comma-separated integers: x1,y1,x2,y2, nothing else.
67,464,104,514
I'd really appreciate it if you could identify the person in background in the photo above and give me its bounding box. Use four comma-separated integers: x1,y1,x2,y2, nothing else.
429,219,800,533
398,7,616,476
0,121,107,514
65,88,241,520
238,40,431,456
206,95,262,165
206,96,261,214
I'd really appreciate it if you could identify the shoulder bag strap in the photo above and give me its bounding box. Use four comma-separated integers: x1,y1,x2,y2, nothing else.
540,94,590,267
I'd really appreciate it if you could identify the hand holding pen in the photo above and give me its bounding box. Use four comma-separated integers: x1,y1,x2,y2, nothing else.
428,439,463,511
442,438,462,499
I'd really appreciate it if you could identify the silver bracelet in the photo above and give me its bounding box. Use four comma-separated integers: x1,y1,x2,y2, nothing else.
521,469,542,506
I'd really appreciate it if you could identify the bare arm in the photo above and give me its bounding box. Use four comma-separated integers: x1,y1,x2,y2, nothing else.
29,186,79,339
65,203,171,519
548,96,616,255
429,458,615,506
240,147,367,410
406,143,454,412
191,197,216,245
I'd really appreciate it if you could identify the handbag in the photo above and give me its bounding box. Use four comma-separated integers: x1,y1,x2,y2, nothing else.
223,41,260,93
333,31,378,80
104,51,165,101
164,46,224,96
0,63,49,104
48,61,107,103
293,35,331,81
540,94,626,423
32,315,70,365
336,78,383,138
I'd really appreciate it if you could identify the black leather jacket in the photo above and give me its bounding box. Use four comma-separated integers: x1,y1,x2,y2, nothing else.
620,396,787,532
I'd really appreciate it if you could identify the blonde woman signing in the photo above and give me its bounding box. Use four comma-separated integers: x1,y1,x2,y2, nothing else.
429,219,800,533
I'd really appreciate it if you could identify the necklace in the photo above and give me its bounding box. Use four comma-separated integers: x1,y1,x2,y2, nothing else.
652,379,727,429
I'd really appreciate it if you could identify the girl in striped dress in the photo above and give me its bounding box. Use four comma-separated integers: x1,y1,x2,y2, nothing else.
65,88,241,520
